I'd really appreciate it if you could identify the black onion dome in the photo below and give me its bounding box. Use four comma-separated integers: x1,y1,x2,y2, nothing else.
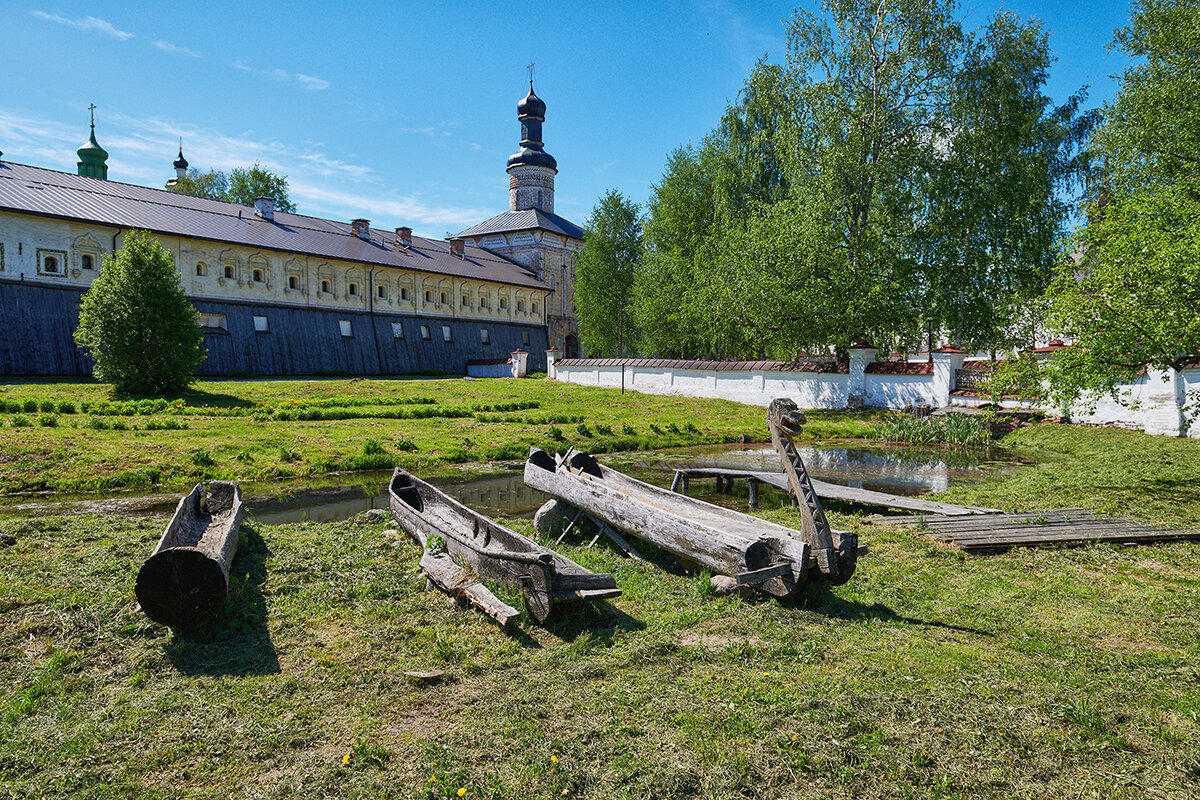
173,148,188,170
517,86,546,119
507,147,557,170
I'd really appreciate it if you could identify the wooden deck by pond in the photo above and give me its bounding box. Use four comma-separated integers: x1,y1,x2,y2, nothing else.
874,509,1200,552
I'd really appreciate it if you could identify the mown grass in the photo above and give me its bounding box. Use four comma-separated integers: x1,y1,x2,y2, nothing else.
0,499,1197,799
0,379,864,496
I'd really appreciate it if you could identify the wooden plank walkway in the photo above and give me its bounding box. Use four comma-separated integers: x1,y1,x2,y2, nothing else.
877,509,1200,551
670,467,1000,516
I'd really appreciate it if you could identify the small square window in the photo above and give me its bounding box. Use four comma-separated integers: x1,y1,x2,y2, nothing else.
391,322,405,340
224,265,234,279
480,328,490,345
377,285,386,299
81,254,94,270
288,275,298,289
461,295,469,307
339,319,353,337
420,325,431,341
321,279,331,293
349,283,358,296
440,292,447,304
424,290,431,302
253,315,269,333
442,326,452,342
499,297,507,309
199,313,228,331
401,288,409,300
480,296,489,309
37,249,66,276
522,331,530,346
517,300,525,312
532,302,538,313
252,269,263,283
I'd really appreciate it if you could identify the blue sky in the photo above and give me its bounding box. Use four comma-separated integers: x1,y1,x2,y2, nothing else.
1,0,1133,238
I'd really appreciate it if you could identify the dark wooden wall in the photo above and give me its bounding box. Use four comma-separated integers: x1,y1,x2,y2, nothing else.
0,279,548,378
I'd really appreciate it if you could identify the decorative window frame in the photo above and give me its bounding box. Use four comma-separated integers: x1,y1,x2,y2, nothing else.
37,248,67,278
72,235,103,277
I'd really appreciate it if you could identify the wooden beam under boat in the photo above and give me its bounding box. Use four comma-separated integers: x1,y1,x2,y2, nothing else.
135,481,244,628
523,448,814,598
387,468,620,625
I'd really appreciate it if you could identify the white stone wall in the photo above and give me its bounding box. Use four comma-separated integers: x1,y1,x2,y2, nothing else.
551,354,1200,439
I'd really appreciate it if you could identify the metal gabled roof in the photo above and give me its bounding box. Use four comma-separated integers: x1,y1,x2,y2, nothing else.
453,208,584,241
0,161,549,291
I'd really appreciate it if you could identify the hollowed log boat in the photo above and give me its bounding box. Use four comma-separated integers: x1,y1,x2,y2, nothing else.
524,448,820,597
135,481,244,627
387,468,620,624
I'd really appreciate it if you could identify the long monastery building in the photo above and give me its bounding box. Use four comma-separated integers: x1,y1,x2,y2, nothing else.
0,84,583,377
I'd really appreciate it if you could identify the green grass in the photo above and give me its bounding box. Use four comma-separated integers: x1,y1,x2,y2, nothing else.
0,379,806,495
0,503,1196,799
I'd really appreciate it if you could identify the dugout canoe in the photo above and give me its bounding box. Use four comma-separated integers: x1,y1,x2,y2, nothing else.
135,481,244,627
524,448,826,597
387,468,620,624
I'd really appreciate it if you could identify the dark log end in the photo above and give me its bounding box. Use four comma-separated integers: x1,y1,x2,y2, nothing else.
527,447,557,473
135,547,229,627
390,470,424,513
566,451,603,478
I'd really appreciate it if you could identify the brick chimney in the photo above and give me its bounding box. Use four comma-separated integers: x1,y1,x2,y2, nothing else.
449,238,465,258
254,196,275,221
396,226,412,247
351,219,371,240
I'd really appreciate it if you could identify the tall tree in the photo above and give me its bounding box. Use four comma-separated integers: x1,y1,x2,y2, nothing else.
166,168,229,201
574,191,642,357
74,231,205,394
167,162,296,213
918,12,1095,351
1028,0,1200,410
226,163,296,212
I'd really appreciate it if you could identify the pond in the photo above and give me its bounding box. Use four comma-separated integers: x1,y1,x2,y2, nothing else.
0,442,1020,524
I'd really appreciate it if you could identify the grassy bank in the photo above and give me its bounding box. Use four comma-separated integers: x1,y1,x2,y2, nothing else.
0,378,884,496
1,503,1197,799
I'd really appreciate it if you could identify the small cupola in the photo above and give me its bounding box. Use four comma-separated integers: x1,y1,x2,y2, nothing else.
76,105,109,180
173,146,188,179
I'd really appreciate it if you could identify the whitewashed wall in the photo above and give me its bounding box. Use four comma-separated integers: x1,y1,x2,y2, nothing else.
548,350,1200,439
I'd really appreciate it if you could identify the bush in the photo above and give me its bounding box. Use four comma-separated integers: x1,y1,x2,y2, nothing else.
37,414,57,427
73,230,205,393
10,415,31,427
189,449,215,467
22,400,37,413
576,423,592,437
56,401,76,414
38,400,55,413
362,438,385,456
548,425,565,441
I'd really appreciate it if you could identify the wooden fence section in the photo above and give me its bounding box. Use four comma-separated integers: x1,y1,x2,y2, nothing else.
882,509,1200,552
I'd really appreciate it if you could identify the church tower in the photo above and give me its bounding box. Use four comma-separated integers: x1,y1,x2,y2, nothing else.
76,107,108,180
507,83,556,214
453,80,585,359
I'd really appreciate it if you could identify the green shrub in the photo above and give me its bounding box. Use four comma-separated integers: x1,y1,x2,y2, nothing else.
85,415,108,430
10,415,31,427
278,446,300,463
548,425,565,441
37,413,58,427
595,423,613,436
22,400,37,413
623,424,637,435
73,230,205,393
394,438,418,452
576,423,592,437
362,438,385,456
111,419,128,431
56,401,76,414
189,449,215,467
38,400,55,413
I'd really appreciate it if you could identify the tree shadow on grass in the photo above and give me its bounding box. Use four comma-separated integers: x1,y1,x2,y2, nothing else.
543,600,646,644
165,524,280,676
798,589,993,637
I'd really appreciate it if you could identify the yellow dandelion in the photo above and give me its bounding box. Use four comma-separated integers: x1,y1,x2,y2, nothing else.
457,788,466,797
342,753,351,764
551,754,559,764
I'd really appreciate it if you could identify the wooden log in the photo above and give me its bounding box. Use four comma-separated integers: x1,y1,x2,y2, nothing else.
748,478,759,509
135,482,244,628
525,449,809,598
418,549,521,627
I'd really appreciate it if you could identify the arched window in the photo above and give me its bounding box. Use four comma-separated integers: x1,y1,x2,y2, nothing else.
81,255,94,271
224,265,234,279
196,262,207,277
252,269,263,283
377,285,386,299
348,283,358,296
288,275,298,289
321,279,331,293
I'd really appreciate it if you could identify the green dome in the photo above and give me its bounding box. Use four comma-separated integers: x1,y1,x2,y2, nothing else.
77,128,108,163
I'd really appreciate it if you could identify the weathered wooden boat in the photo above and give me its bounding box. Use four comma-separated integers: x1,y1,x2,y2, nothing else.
767,398,859,585
387,468,620,624
135,481,244,627
524,448,819,597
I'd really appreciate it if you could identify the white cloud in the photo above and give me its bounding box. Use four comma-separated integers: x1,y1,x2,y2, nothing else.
152,40,200,57
31,11,135,40
234,62,331,91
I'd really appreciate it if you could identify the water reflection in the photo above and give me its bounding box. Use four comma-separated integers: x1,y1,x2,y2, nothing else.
0,443,1013,522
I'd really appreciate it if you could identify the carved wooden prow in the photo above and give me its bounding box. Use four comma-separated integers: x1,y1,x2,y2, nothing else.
767,398,857,583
